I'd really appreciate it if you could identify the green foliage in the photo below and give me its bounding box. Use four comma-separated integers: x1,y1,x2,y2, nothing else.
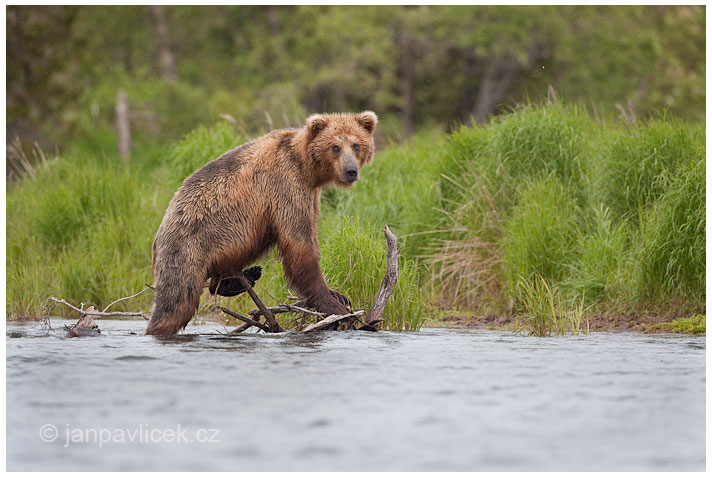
426,102,704,318
515,274,589,336
7,6,705,151
502,176,580,302
568,206,629,303
633,155,705,309
492,104,590,194
7,155,158,315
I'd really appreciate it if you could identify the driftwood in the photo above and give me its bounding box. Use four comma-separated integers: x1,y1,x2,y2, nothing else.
365,225,398,326
302,310,365,332
66,306,102,337
45,225,401,335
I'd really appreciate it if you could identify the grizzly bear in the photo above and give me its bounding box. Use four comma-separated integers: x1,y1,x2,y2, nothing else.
145,111,378,335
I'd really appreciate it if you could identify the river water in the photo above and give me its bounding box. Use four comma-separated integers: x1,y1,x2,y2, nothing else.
6,319,706,471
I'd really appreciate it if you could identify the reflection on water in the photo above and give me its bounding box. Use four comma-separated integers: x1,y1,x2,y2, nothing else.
6,319,706,471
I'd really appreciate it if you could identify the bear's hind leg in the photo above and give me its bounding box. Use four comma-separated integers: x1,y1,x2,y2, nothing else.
146,278,202,335
208,265,262,297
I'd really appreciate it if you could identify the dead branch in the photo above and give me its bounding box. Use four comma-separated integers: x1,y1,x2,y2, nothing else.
46,297,150,320
102,286,151,312
235,271,283,332
365,225,399,326
248,302,322,320
302,310,365,333
229,322,253,334
218,306,270,333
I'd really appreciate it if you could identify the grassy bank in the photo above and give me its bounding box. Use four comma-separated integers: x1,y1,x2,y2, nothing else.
7,102,705,333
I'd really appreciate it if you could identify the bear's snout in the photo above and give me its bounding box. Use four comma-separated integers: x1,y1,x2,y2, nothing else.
344,165,359,182
342,156,359,183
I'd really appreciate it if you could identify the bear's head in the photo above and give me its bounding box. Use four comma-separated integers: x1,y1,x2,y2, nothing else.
304,111,378,187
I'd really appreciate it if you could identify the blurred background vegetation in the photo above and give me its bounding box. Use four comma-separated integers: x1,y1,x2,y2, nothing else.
8,5,705,150
6,6,705,332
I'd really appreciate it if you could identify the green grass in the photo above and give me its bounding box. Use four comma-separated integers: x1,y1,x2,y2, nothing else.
169,121,247,187
502,175,581,304
632,155,705,311
320,216,427,330
515,274,589,336
567,205,630,305
6,102,705,330
596,118,705,222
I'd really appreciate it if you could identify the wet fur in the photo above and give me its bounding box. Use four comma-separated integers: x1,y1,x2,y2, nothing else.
146,112,377,335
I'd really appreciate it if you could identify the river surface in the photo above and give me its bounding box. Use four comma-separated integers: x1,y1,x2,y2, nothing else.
6,318,706,471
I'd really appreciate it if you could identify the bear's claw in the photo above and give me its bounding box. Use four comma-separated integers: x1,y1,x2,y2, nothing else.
329,289,352,311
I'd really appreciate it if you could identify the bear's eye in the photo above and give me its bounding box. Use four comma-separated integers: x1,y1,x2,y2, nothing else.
332,145,341,154
353,144,360,154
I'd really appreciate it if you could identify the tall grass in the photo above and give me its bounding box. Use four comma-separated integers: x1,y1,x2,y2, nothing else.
7,103,705,326
633,155,705,311
596,118,705,222
169,121,246,186
492,104,590,195
424,103,704,319
7,155,159,315
567,205,630,305
502,176,581,304
320,216,427,330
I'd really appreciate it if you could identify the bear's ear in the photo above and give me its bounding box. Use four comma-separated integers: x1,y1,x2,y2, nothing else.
306,114,328,142
355,111,378,134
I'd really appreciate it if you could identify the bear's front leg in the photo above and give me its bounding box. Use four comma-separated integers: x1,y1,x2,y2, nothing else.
278,236,351,317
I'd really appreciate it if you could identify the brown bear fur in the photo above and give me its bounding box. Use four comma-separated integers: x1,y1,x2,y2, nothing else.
145,111,378,335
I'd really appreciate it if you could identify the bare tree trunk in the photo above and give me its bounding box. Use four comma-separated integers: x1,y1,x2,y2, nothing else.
473,53,520,124
115,90,131,160
398,25,415,138
267,5,280,35
150,5,177,82
460,48,481,125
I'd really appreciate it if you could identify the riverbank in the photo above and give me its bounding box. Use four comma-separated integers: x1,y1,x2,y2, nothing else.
431,314,706,335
